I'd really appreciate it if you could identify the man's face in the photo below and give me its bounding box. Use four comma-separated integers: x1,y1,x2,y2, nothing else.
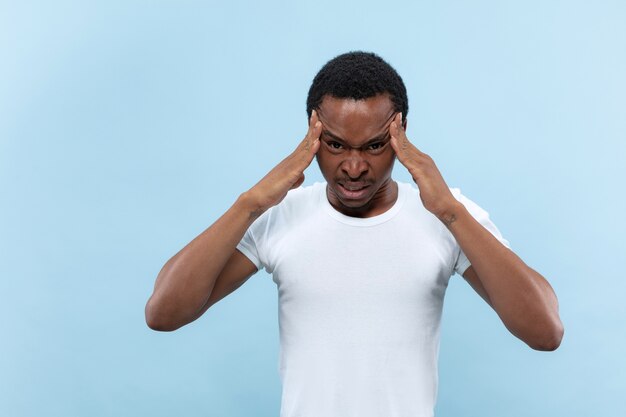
315,94,400,217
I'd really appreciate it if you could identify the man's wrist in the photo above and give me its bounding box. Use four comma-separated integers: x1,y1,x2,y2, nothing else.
236,191,267,222
436,201,467,228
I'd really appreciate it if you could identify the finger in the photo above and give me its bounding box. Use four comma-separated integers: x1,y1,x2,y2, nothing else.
393,112,402,127
302,123,321,163
391,113,407,139
390,115,408,154
300,117,322,153
310,115,322,141
310,110,322,142
309,109,319,127
288,119,321,173
390,114,424,157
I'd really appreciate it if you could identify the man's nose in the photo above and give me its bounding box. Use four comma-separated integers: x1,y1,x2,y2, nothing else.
341,151,369,179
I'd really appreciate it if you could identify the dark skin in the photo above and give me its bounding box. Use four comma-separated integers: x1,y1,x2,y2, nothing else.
316,93,563,350
387,104,563,350
315,94,402,218
147,93,563,352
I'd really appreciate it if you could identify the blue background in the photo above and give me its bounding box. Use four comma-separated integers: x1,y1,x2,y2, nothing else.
1,1,625,416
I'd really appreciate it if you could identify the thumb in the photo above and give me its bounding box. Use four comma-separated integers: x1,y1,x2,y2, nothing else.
290,173,305,190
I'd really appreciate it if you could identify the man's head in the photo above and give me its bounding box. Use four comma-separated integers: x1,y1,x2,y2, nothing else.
307,51,409,218
306,51,408,125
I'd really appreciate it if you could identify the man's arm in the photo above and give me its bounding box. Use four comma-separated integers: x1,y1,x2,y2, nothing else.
145,195,261,331
389,113,564,351
456,239,564,351
145,111,323,331
461,265,493,308
453,221,563,351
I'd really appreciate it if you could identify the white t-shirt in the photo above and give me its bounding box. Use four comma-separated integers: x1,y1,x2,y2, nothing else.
236,181,510,417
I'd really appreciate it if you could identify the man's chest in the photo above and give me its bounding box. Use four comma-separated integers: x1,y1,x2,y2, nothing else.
265,217,455,347
268,218,454,305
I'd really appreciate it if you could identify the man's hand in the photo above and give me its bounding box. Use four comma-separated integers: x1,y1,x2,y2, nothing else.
389,113,461,223
244,110,322,217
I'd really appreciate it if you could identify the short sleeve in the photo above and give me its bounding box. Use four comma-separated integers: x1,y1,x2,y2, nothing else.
234,203,278,272
236,227,263,271
451,189,511,277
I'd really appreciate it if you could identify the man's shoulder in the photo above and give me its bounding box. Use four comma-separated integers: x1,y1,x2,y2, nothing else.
262,181,324,220
282,181,324,205
396,180,462,200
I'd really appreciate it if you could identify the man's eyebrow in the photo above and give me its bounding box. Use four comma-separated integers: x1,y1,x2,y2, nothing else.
321,130,390,145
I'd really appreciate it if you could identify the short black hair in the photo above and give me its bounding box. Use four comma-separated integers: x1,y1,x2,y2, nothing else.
306,51,408,124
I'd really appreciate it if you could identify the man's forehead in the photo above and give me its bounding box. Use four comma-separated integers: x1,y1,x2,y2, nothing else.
317,95,396,124
316,96,397,144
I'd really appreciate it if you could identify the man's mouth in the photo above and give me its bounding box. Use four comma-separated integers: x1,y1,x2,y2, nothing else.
337,182,370,199
341,183,369,191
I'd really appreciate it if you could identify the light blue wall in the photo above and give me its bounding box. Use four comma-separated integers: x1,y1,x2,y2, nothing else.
1,1,624,416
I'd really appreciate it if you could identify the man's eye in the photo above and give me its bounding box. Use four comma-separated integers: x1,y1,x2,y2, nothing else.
367,142,387,153
329,142,343,149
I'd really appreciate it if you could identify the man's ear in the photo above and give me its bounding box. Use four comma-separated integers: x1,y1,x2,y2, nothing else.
402,119,408,131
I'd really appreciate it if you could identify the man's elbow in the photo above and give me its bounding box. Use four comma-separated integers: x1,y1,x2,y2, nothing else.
145,314,176,332
145,298,183,332
528,321,564,351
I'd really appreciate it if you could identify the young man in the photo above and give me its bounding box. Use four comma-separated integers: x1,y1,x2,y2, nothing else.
145,51,563,417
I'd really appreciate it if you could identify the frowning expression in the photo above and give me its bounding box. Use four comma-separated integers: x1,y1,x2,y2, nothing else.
315,94,403,218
